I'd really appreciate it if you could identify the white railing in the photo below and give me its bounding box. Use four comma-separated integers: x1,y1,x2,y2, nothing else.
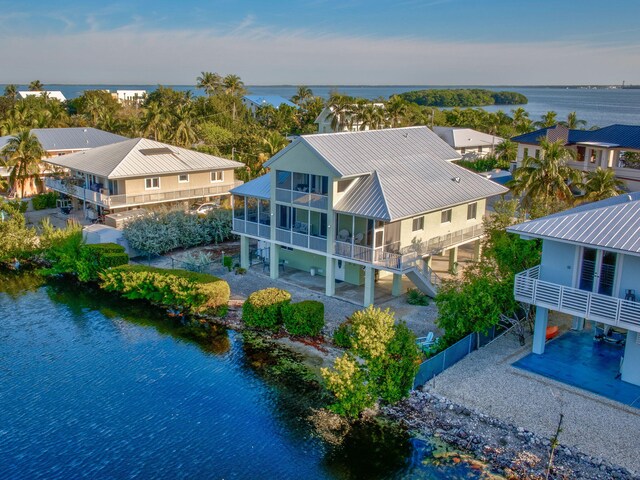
275,188,328,210
309,236,327,252
515,265,640,332
400,223,485,256
47,177,242,208
232,218,270,239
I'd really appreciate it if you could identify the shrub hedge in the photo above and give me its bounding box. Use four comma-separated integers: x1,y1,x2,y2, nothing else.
283,300,324,337
31,192,58,210
77,243,129,282
100,265,230,316
242,288,291,330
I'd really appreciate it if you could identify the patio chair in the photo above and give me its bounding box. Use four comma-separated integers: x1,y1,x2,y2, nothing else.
337,229,350,242
354,232,364,245
416,332,435,352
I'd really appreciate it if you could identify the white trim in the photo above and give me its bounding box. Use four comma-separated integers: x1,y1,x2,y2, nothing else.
178,173,189,183
144,177,160,190
211,171,224,183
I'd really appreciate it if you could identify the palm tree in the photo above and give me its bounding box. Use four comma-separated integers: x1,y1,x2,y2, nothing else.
142,102,170,141
4,131,44,197
262,132,288,157
494,139,518,163
327,93,353,132
196,71,223,96
171,104,197,147
3,84,18,100
28,80,44,91
291,86,313,105
561,111,587,130
510,138,581,212
535,111,558,128
385,95,409,128
222,74,246,97
581,167,625,202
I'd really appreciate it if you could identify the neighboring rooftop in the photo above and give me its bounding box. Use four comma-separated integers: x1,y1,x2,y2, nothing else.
264,127,507,221
31,127,128,152
433,126,504,149
18,91,67,102
231,172,271,199
45,138,244,179
507,192,640,255
512,124,640,150
242,95,297,109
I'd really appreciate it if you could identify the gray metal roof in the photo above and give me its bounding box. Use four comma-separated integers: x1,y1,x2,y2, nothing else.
230,173,271,199
267,127,507,221
507,193,640,255
334,172,391,220
46,138,244,179
31,127,128,152
0,135,11,152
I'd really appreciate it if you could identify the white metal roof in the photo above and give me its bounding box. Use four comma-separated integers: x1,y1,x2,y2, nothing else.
266,127,507,221
432,126,504,149
507,193,640,255
45,138,244,179
18,91,67,102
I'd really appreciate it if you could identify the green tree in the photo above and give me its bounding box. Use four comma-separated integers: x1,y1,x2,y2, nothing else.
510,138,580,214
535,111,558,128
581,167,625,202
561,111,587,130
3,84,18,100
171,104,197,147
196,71,223,96
291,85,313,105
494,139,518,163
321,354,374,418
4,131,44,197
222,74,247,97
142,102,170,141
28,80,44,91
385,95,409,128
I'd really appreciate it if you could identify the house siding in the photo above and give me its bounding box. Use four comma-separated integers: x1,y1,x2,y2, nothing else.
123,169,235,195
539,240,576,287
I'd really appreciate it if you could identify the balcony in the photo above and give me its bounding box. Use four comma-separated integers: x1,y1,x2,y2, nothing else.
232,218,270,240
399,224,484,256
46,177,242,209
275,188,328,210
515,265,640,333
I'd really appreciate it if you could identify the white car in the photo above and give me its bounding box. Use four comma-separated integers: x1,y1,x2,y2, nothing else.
188,202,218,215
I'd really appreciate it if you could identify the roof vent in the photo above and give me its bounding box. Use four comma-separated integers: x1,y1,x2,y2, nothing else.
452,177,461,183
139,147,175,156
83,128,88,132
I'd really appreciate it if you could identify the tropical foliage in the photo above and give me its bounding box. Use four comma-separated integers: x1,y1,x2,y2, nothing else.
282,300,325,337
399,89,527,107
242,288,292,330
581,167,625,202
3,131,45,197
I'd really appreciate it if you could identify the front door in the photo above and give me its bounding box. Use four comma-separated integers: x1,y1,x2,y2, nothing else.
335,259,345,282
579,247,617,296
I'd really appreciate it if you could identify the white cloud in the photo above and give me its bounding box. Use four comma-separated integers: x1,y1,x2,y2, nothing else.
1,28,637,85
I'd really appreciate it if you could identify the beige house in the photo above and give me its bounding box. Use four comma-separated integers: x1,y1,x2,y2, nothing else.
45,137,243,217
232,127,507,305
433,126,504,159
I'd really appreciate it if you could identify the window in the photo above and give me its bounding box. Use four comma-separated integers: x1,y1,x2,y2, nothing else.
441,209,452,223
178,173,189,183
211,171,223,182
478,146,483,153
535,149,540,159
145,177,160,190
467,202,477,220
523,147,529,159
412,216,424,231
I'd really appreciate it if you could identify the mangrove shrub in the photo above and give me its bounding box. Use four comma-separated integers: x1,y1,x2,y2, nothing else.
100,265,230,316
242,288,291,330
282,300,325,337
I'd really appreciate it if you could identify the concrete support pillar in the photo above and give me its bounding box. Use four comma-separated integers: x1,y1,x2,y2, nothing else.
325,256,335,297
605,150,615,168
532,307,549,354
425,255,433,268
391,273,403,296
571,316,585,331
363,266,375,307
269,243,280,280
240,235,250,269
473,239,483,261
621,331,640,386
448,247,458,271
584,147,591,170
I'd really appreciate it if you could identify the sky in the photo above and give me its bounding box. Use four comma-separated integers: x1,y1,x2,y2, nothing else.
1,0,639,85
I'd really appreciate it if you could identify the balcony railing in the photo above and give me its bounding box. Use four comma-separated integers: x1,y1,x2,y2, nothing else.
46,177,242,208
232,218,270,240
515,265,640,333
275,188,328,210
399,223,484,256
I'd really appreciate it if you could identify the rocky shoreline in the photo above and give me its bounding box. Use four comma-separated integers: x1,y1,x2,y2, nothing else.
384,388,636,479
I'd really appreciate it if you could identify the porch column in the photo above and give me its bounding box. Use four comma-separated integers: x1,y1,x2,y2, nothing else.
391,273,403,296
240,236,250,269
571,316,585,331
325,256,335,297
363,266,375,307
584,147,591,170
473,239,483,261
425,255,433,268
269,243,280,280
605,150,615,168
621,331,640,386
532,307,549,354
448,247,458,272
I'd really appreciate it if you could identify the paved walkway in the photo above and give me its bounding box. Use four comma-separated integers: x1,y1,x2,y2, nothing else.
427,332,640,474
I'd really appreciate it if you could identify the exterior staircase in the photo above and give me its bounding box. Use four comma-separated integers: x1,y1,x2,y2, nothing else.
405,261,441,297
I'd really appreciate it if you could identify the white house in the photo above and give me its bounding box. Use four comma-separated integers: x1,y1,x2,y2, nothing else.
433,126,504,159
231,127,507,305
242,95,297,115
113,90,147,105
314,103,385,134
18,91,67,102
509,193,640,387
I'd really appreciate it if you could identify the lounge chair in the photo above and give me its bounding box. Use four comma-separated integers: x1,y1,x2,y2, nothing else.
416,332,435,352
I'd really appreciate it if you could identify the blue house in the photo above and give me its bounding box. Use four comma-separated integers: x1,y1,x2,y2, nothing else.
242,95,298,115
508,193,640,388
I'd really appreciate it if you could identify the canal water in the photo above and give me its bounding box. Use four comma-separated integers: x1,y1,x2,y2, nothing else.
0,274,497,479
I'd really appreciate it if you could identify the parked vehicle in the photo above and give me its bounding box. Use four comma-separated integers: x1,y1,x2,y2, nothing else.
188,202,218,215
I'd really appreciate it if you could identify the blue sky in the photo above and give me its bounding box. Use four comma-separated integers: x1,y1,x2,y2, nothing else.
1,0,639,84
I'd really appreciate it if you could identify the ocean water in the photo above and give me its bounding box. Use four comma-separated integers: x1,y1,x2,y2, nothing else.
3,83,639,128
